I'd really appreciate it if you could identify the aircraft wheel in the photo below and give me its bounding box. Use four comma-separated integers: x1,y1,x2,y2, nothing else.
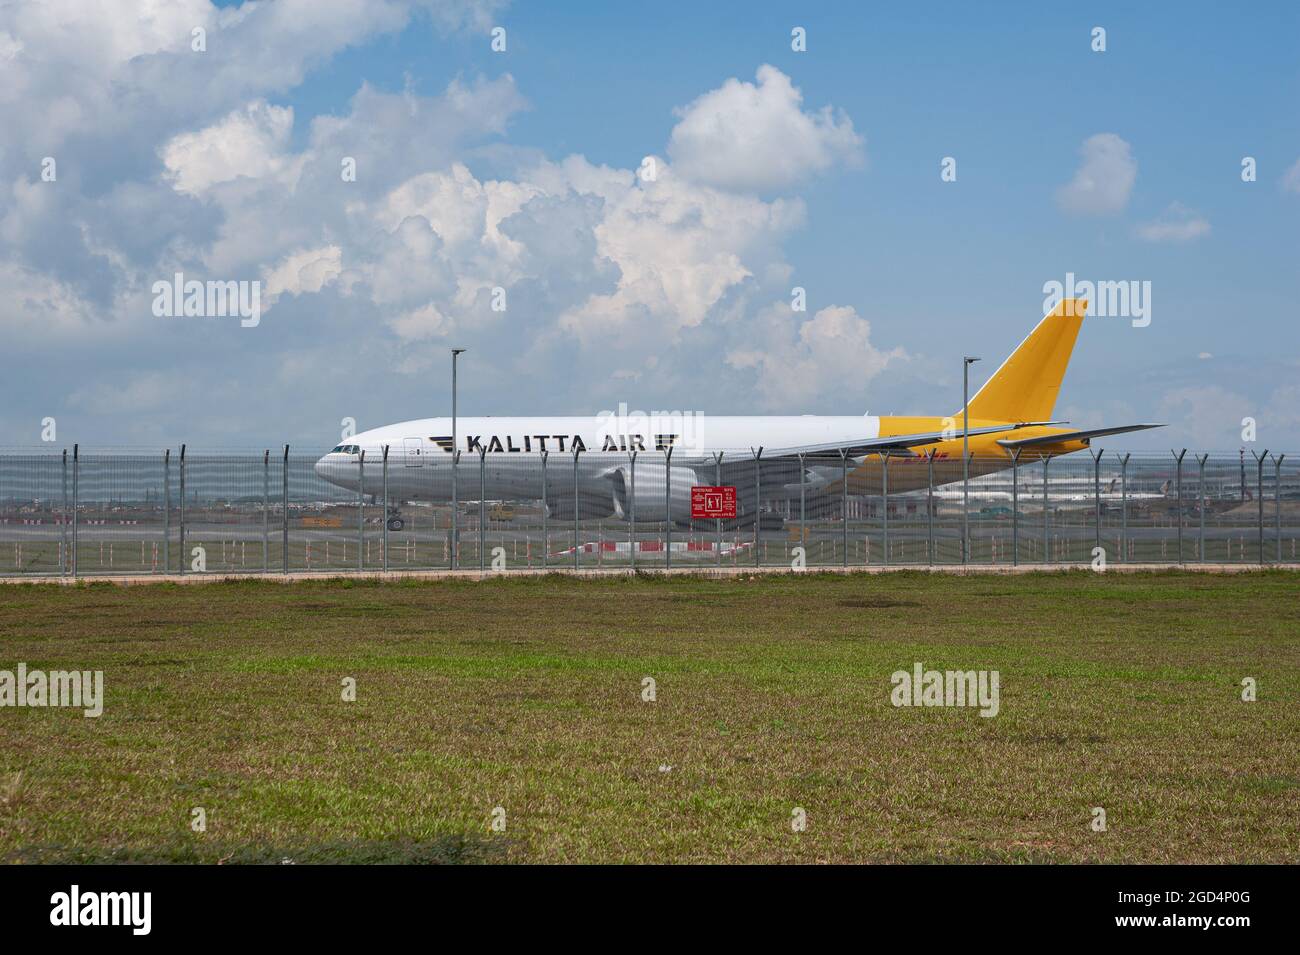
387,517,404,531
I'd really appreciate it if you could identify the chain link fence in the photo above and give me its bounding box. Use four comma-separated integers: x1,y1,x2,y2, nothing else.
0,447,1294,576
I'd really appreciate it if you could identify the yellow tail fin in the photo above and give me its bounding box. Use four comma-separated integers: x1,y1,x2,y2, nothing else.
962,298,1087,423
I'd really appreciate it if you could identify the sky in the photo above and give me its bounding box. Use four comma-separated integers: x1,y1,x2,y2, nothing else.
1,0,1297,452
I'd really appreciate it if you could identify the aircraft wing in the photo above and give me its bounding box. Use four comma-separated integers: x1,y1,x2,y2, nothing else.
995,423,1164,449
760,421,1066,460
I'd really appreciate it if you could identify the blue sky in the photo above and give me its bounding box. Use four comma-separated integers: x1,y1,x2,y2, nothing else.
2,1,1297,450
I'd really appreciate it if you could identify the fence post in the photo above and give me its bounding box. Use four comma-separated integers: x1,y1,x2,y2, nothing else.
1251,450,1267,566
1115,452,1130,563
797,452,806,562
665,446,673,571
964,452,976,565
1091,447,1103,560
628,450,638,571
926,449,935,565
479,446,487,573
1008,448,1020,566
1274,453,1286,564
451,449,460,571
382,445,389,573
1196,453,1208,562
1042,455,1050,565
573,449,581,571
262,449,269,572
540,449,549,570
882,452,890,566
177,444,185,577
281,445,289,574
58,450,67,575
1172,449,1186,565
357,450,365,573
839,449,848,568
161,449,169,575
71,443,79,578
431,451,440,567
962,443,970,566
715,452,725,567
753,446,763,568
1239,448,1246,504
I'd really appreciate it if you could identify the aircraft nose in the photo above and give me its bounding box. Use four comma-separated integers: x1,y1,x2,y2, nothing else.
314,453,341,484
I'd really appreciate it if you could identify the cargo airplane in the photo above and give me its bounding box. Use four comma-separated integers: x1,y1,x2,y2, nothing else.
314,299,1161,525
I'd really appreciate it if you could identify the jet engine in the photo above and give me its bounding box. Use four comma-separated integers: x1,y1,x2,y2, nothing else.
546,490,618,522
609,463,698,523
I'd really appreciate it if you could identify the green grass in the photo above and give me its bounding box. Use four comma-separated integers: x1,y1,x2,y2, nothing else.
0,570,1297,863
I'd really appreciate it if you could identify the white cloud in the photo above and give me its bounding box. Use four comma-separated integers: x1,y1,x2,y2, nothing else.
727,304,907,407
1135,202,1210,243
0,6,899,440
1282,157,1300,194
1056,133,1137,216
376,163,540,270
0,11,851,371
1155,380,1300,449
162,101,297,197
149,90,817,363
188,76,527,278
0,30,24,62
68,371,187,415
1263,383,1300,437
555,159,805,343
0,261,100,338
668,64,863,192
1158,385,1254,448
0,0,507,187
1055,398,1138,434
389,301,452,341
0,0,386,153
262,245,344,306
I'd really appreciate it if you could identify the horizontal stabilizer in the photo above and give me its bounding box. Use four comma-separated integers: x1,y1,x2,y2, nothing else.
996,423,1164,449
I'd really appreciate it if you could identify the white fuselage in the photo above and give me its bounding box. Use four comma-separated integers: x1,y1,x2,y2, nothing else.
313,415,884,520
327,414,883,461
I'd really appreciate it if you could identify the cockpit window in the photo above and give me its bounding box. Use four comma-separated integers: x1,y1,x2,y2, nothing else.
330,445,360,454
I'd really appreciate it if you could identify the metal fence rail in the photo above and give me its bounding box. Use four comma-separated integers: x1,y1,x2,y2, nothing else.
0,447,1295,577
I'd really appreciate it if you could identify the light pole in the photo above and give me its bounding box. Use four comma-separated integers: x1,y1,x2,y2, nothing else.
962,356,980,564
451,348,466,570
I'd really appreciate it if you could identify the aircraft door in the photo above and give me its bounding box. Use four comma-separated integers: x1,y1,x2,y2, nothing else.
403,437,423,466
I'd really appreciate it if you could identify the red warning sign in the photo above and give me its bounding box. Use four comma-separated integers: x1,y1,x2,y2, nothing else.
691,485,737,519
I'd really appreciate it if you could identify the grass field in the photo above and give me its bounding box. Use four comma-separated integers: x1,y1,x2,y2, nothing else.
1,570,1297,864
